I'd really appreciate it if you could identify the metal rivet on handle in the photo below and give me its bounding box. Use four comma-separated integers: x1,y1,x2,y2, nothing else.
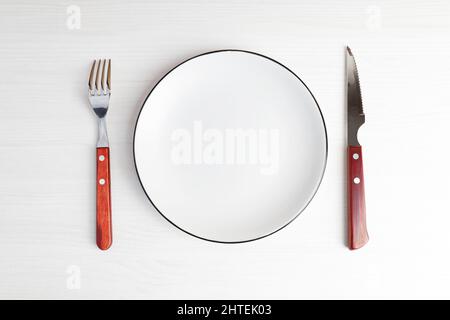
353,177,360,184
99,155,105,161
99,178,105,185
353,153,359,160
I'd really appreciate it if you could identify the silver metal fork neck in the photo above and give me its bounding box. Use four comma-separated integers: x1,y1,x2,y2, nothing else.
97,117,109,148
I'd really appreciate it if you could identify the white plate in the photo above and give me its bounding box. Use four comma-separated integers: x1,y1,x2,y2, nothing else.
134,50,327,243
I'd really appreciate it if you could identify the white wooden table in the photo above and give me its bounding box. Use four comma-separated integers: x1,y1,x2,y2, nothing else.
1,0,450,299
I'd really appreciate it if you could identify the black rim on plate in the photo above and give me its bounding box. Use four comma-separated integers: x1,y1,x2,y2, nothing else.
132,49,329,244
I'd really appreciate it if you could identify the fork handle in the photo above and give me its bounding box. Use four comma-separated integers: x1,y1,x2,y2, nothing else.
96,147,112,250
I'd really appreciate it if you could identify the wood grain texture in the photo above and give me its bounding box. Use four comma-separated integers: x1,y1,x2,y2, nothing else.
96,147,112,250
1,0,450,299
348,146,368,250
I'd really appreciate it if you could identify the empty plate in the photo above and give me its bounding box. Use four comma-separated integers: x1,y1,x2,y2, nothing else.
134,50,327,243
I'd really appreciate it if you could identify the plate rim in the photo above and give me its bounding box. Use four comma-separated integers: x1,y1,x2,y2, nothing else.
133,49,328,243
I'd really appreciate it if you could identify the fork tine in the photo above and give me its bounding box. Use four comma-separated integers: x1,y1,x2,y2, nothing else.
101,59,106,91
107,59,111,90
95,59,102,91
88,60,96,91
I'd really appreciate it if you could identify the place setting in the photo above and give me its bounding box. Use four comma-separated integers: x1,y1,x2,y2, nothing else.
88,48,368,250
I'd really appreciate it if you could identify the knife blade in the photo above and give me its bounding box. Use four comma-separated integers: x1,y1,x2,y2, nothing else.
346,46,369,250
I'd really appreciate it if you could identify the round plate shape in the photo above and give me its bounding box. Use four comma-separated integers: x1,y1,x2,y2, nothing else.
134,50,327,243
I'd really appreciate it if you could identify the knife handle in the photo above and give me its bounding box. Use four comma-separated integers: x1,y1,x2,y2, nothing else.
96,147,112,250
348,145,368,250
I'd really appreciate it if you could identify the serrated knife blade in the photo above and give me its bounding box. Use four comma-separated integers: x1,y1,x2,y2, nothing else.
347,46,365,146
346,46,369,250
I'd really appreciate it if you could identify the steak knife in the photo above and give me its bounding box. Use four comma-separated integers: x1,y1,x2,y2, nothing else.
346,47,368,250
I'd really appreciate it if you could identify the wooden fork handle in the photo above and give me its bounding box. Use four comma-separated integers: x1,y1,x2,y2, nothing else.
348,145,368,250
96,147,112,250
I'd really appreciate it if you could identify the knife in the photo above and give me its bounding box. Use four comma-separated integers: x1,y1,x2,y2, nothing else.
346,46,368,250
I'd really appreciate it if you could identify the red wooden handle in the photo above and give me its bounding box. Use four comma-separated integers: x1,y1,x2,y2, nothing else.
348,146,368,250
96,147,112,250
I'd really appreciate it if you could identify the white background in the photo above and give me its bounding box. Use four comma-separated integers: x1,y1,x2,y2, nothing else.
0,0,449,299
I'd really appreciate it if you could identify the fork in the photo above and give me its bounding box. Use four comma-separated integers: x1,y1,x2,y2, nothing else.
88,59,112,250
